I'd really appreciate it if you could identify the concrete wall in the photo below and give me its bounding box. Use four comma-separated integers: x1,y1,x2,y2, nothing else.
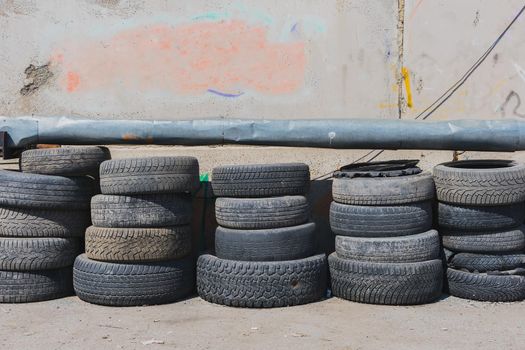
0,0,399,119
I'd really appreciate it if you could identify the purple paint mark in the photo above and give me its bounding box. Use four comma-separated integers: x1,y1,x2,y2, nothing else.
290,22,299,33
207,89,244,98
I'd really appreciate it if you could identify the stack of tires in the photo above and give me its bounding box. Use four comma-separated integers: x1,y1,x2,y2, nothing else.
197,163,328,308
328,169,444,305
73,157,199,306
0,147,107,303
434,160,525,302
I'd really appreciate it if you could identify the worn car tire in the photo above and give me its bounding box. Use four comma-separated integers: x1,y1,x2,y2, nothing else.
73,254,194,306
446,250,525,272
100,157,199,195
0,268,73,303
0,170,95,209
438,202,525,231
442,226,525,253
447,268,525,302
332,173,434,205
212,163,310,197
0,238,80,270
433,160,525,205
197,254,327,308
215,223,316,261
215,196,309,229
85,226,191,262
330,201,432,237
20,146,111,176
0,206,90,238
91,194,192,228
329,253,443,305
335,230,440,263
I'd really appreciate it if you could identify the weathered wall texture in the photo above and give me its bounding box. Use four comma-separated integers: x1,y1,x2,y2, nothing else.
0,0,398,119
401,0,525,121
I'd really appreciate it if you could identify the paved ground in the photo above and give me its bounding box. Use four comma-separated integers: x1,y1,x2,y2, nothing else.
0,295,523,350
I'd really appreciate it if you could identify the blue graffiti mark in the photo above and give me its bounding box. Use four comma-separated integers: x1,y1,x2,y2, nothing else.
290,22,298,33
192,11,230,21
207,89,245,98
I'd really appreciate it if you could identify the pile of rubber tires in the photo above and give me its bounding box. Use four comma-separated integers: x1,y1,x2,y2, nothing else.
73,157,199,306
0,147,106,302
328,168,444,305
197,163,327,308
435,160,525,302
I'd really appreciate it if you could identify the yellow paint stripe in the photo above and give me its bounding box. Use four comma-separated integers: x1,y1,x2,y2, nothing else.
402,67,413,108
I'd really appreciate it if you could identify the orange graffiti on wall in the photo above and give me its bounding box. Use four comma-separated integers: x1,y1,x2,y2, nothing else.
50,20,306,96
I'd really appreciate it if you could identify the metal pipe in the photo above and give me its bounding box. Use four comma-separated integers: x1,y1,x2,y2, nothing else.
2,116,525,151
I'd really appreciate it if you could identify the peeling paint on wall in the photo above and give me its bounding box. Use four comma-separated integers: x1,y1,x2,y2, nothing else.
50,19,308,97
20,63,53,95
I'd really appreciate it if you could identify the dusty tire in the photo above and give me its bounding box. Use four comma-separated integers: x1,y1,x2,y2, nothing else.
330,201,432,237
73,254,194,306
328,253,443,305
332,173,434,205
0,268,73,303
442,226,525,253
91,194,192,228
433,160,525,205
212,163,310,197
85,226,191,262
335,230,440,263
20,146,111,176
215,223,316,261
100,157,199,195
0,206,90,238
197,254,327,308
0,238,80,270
438,202,525,231
447,251,525,272
0,170,95,209
446,268,525,302
215,196,309,229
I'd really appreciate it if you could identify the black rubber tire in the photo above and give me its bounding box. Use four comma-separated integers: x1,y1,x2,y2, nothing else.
446,250,525,272
328,253,443,305
197,254,327,308
0,238,80,270
441,226,525,253
0,170,95,209
91,194,192,228
215,196,309,229
329,201,432,237
0,268,73,303
335,230,440,263
438,202,525,231
215,223,316,261
433,160,525,205
73,254,194,306
447,268,525,302
20,146,111,176
85,226,191,262
99,157,199,195
332,173,434,205
0,206,90,238
212,163,310,197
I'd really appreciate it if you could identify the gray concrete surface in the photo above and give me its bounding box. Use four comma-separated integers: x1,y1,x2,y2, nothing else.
0,296,524,350
0,0,398,119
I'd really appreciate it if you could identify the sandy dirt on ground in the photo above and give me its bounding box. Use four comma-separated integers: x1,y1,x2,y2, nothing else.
0,295,523,350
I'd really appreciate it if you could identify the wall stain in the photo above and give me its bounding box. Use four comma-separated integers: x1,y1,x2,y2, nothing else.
20,63,53,95
473,10,480,26
499,90,525,118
